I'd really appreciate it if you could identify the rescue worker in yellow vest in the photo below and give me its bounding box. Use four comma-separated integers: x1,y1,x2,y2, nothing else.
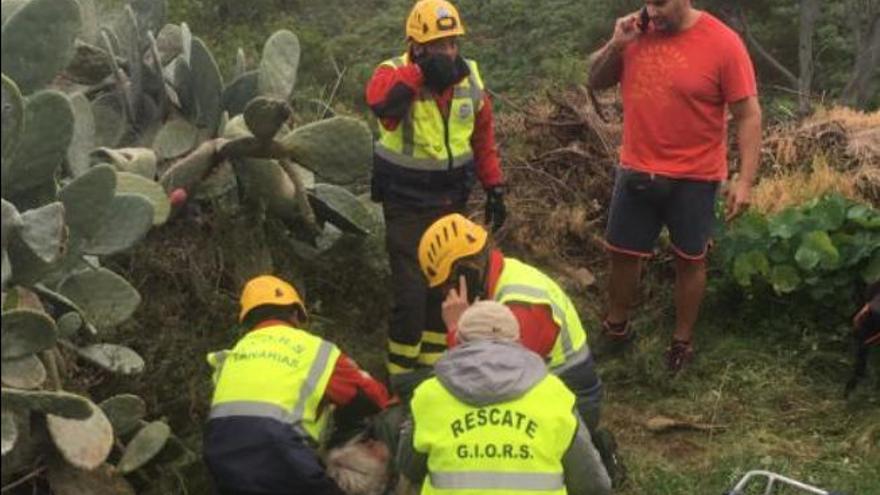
395,301,611,495
203,275,392,495
365,0,506,396
417,213,625,486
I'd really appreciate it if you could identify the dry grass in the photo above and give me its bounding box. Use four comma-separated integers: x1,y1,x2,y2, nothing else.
751,154,865,214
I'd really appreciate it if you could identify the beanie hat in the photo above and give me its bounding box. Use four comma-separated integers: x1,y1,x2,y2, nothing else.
456,300,520,343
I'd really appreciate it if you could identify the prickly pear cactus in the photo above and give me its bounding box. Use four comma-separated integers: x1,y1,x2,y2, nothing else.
2,0,382,490
0,0,81,94
1,1,190,485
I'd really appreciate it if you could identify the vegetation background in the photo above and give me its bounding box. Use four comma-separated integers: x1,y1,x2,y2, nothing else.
5,0,878,493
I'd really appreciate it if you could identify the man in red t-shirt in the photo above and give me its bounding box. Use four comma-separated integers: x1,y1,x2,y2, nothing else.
365,0,505,395
588,0,762,372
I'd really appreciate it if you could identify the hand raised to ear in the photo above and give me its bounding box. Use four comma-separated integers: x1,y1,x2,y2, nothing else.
441,275,471,331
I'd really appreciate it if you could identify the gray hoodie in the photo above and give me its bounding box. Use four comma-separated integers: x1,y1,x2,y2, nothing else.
397,341,611,495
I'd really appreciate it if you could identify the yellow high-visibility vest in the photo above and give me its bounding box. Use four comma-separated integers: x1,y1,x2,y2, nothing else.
207,324,340,442
375,53,484,172
411,373,577,494
492,257,590,370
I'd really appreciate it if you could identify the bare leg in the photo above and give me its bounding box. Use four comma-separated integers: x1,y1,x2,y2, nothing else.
672,256,707,342
607,251,643,324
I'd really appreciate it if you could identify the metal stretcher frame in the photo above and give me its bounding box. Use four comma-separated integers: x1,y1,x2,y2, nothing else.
725,470,830,495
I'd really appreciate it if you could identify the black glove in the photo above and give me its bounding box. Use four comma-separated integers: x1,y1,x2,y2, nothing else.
484,186,506,232
416,53,462,92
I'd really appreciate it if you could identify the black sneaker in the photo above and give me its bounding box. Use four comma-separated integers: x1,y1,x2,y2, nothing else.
593,319,638,359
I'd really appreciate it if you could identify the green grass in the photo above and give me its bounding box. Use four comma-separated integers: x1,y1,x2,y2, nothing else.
592,285,880,494
113,214,880,494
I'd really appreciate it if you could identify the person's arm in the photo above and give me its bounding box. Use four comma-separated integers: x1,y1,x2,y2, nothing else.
563,417,612,495
508,303,558,357
365,63,424,130
587,13,641,90
471,93,503,188
726,96,762,219
325,354,391,412
394,416,427,495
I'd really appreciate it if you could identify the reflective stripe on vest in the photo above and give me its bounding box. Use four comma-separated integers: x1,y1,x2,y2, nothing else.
410,374,576,495
429,471,564,491
208,325,340,442
492,257,589,369
375,54,484,172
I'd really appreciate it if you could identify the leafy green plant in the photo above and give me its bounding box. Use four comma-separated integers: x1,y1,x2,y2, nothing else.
2,0,381,490
716,194,880,305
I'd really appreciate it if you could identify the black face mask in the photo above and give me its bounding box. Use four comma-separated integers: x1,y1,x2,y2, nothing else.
414,52,470,92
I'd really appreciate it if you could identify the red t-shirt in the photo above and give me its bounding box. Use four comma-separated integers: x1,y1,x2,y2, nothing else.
620,12,757,181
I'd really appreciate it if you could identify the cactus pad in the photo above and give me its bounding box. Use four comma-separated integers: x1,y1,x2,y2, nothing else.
117,421,171,473
153,117,198,159
280,117,371,185
75,343,144,375
191,37,223,132
47,461,136,495
243,96,290,140
258,30,300,101
1,74,23,169
1,389,93,419
66,93,96,177
18,202,66,263
91,147,157,179
5,90,74,196
308,184,372,236
59,164,116,237
222,70,258,116
158,139,220,193
115,172,170,225
57,267,141,329
0,354,47,389
47,400,113,470
1,308,57,359
64,41,114,85
0,0,81,94
56,311,83,339
98,394,146,436
91,92,126,147
80,193,154,255
1,406,16,456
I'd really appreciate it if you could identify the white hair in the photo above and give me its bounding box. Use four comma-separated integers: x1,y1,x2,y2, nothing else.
325,436,390,495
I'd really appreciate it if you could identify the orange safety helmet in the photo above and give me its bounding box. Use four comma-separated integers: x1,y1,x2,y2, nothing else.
418,213,488,288
406,0,465,44
238,275,306,323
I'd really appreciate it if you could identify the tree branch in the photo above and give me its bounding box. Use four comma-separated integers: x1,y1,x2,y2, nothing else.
727,5,799,88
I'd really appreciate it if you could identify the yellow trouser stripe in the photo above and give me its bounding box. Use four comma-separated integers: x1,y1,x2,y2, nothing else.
388,340,421,358
387,361,413,375
417,352,444,366
421,332,448,345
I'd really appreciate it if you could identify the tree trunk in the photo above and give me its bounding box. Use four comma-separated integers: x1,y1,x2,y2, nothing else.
842,2,880,108
723,5,799,89
798,0,821,116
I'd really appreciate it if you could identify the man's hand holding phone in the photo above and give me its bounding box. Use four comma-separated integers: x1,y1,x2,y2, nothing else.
611,8,649,50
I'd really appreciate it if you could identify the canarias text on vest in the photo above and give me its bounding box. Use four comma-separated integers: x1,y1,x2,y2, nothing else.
450,407,539,439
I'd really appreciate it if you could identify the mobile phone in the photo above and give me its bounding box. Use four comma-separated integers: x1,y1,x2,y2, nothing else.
638,6,651,32
450,263,484,303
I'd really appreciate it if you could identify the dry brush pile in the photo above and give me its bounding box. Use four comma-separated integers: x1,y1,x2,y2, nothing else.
492,87,879,277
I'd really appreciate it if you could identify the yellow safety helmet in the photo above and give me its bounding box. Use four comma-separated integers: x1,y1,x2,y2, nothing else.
418,213,488,288
239,275,306,323
406,0,465,44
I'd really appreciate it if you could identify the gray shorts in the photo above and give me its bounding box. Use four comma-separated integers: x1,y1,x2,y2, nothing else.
605,167,719,259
